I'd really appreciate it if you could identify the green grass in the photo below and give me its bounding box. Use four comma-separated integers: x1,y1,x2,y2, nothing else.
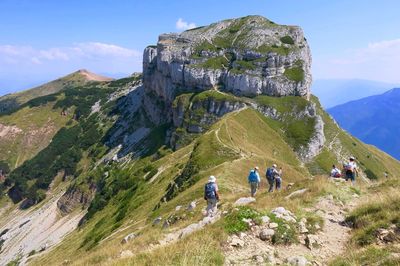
269,214,298,245
192,90,239,103
224,206,262,233
280,35,295,45
256,44,290,55
192,40,219,56
198,56,229,70
254,96,316,152
284,67,304,82
330,246,399,266
345,194,400,246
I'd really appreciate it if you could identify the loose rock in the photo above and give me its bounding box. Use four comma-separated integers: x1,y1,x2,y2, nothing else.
259,229,275,241
234,197,256,206
120,250,134,258
287,255,308,266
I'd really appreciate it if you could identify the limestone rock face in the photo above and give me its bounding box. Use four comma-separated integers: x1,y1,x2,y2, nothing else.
143,15,312,107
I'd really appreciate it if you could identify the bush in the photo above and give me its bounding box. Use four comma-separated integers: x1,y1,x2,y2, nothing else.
280,35,295,45
269,214,298,245
224,207,262,233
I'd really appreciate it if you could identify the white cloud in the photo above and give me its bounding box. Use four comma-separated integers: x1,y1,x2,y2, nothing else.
0,42,140,65
176,18,196,31
0,42,143,91
314,39,400,83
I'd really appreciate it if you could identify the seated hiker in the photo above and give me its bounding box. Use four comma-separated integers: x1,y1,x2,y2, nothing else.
330,164,341,178
248,166,260,197
204,175,219,216
344,157,358,184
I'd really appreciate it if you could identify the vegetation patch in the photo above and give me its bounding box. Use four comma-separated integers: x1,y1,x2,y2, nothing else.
284,67,304,82
224,206,262,233
269,214,298,245
280,35,295,45
198,56,229,70
256,44,290,55
345,194,400,246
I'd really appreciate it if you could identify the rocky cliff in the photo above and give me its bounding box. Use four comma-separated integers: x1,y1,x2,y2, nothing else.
143,15,312,109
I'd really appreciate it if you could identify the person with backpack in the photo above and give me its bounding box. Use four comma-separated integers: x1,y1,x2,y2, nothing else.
266,164,281,192
275,166,283,191
344,157,358,184
248,166,261,197
330,164,341,178
204,175,219,216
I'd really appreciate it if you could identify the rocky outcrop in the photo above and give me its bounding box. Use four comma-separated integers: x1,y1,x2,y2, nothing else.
143,15,312,111
57,184,96,215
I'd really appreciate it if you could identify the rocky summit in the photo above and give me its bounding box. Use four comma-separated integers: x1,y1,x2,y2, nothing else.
143,15,312,105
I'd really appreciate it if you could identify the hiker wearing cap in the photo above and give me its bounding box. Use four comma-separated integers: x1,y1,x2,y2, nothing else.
204,175,219,216
344,157,358,184
248,167,261,197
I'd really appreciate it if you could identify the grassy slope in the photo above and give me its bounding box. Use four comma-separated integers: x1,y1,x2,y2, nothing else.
31,97,400,265
0,70,109,108
0,100,71,169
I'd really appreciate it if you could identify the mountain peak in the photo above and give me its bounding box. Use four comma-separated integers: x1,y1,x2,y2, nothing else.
73,69,113,82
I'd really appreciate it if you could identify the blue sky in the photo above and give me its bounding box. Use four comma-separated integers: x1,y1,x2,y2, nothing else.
1,0,400,95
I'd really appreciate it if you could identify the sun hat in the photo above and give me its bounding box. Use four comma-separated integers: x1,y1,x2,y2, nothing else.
208,175,216,182
273,164,277,168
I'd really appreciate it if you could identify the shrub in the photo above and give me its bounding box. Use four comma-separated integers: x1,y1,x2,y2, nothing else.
224,206,262,233
280,35,295,45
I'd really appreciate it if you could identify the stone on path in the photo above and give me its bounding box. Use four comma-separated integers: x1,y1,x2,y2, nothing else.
234,197,256,206
287,255,308,266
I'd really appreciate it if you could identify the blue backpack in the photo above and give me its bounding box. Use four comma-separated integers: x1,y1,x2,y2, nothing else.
266,168,274,180
205,182,216,199
248,170,258,182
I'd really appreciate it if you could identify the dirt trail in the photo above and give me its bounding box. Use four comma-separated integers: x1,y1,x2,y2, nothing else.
224,185,362,265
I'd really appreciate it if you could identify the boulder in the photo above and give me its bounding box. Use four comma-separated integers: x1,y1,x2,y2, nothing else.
305,234,321,249
298,221,309,234
229,236,245,248
175,205,182,211
120,250,134,258
153,217,162,225
234,197,256,206
187,201,196,211
253,255,265,263
259,229,275,241
121,233,137,244
287,256,308,266
269,223,279,229
285,188,309,200
261,215,270,224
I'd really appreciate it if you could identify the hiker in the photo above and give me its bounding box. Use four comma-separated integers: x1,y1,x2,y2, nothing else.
266,164,281,192
344,157,358,184
276,166,283,191
204,175,219,216
330,164,341,178
248,166,261,197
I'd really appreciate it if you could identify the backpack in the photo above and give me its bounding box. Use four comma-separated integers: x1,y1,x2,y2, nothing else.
205,182,216,199
248,170,258,182
344,163,354,172
266,168,274,180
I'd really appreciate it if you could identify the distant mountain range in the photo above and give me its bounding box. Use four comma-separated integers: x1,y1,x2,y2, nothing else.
328,88,400,160
312,79,399,108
